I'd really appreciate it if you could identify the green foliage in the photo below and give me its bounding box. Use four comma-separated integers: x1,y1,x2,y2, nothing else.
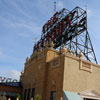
16,93,21,100
35,94,41,100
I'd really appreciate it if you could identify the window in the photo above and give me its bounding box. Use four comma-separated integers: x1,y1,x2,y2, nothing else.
31,88,35,99
24,89,27,100
51,91,56,100
27,88,31,100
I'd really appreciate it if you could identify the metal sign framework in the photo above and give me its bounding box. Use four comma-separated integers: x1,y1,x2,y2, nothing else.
0,76,18,83
33,6,97,64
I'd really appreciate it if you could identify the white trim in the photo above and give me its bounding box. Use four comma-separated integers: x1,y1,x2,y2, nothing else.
79,89,100,100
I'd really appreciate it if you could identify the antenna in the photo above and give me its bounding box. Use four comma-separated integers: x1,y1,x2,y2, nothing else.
54,1,56,13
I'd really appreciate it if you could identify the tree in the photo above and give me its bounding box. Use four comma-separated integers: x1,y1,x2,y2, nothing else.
16,94,21,100
35,94,41,100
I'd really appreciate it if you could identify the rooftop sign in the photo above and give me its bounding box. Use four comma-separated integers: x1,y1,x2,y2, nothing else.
33,6,97,64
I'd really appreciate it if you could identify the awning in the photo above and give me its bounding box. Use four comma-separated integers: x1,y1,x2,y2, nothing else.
79,89,100,99
63,91,82,100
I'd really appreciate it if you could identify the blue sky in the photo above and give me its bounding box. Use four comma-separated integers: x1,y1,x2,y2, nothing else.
0,0,100,80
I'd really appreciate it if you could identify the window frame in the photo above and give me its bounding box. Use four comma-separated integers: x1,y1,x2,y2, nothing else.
51,91,56,100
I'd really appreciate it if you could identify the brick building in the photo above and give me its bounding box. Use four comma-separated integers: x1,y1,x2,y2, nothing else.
21,45,100,100
0,82,22,100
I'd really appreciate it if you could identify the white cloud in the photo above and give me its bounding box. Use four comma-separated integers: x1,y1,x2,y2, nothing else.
87,9,92,16
57,1,64,9
8,0,31,19
12,22,41,34
0,49,4,59
0,49,2,57
3,70,21,81
0,16,41,37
